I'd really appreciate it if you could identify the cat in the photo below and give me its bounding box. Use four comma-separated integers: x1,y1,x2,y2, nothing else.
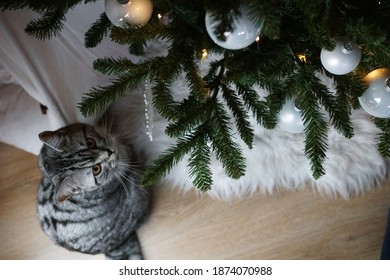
36,122,149,259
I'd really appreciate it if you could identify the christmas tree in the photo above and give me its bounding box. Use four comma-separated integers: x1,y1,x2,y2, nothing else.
2,0,390,192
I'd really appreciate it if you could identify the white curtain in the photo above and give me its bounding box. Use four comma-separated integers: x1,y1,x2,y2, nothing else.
0,2,129,154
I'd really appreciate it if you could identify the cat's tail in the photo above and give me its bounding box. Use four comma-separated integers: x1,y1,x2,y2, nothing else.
105,232,143,260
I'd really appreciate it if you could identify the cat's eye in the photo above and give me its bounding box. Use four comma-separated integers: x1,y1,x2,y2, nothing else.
92,164,102,176
86,138,96,149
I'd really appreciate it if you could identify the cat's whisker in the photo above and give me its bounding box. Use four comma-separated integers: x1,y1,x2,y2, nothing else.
100,115,111,138
118,158,144,168
111,119,132,142
118,164,143,178
102,116,109,135
117,169,138,185
107,115,115,135
114,173,130,199
117,160,142,169
118,165,145,188
118,172,148,194
120,171,147,195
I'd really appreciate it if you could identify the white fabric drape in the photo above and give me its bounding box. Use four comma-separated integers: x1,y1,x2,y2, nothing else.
0,2,129,154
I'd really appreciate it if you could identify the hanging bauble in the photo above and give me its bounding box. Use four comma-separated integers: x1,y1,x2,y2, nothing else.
359,68,390,118
277,97,305,134
320,39,361,75
105,0,153,27
205,5,263,50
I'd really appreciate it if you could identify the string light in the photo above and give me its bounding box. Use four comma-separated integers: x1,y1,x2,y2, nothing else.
158,13,162,20
202,49,208,60
297,53,307,63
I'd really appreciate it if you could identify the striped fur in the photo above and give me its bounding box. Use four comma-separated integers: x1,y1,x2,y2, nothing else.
37,123,149,259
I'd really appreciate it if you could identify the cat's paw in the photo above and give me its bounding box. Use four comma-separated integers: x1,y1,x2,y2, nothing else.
105,251,143,260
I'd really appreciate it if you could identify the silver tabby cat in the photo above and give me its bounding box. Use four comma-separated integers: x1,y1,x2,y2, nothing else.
37,123,149,259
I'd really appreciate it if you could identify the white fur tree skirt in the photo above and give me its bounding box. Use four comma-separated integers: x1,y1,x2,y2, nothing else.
113,82,390,200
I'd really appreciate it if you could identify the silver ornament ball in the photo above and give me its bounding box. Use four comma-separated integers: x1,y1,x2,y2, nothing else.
277,97,305,134
105,0,153,27
359,68,390,118
205,5,263,50
320,39,361,75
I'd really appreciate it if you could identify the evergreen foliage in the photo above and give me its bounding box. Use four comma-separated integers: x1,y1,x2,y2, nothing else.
2,0,390,191
84,12,111,48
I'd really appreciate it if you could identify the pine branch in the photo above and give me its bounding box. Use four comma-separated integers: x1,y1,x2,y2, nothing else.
307,69,354,139
151,80,179,120
5,1,83,39
167,0,204,29
284,71,329,179
149,51,190,121
300,93,328,179
374,118,390,158
236,84,277,129
93,57,147,76
79,73,148,117
128,42,146,56
248,0,283,39
289,0,334,49
209,101,246,179
0,0,82,12
331,92,354,139
84,12,112,48
141,129,202,186
155,47,186,82
110,24,169,45
366,44,390,68
188,127,213,192
182,58,210,100
0,0,35,11
332,74,368,135
221,84,254,148
24,9,66,40
164,95,207,137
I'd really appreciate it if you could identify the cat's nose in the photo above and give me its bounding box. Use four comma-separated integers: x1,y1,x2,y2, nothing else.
106,150,117,168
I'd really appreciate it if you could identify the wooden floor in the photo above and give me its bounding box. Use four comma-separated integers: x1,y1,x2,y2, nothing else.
1,141,390,260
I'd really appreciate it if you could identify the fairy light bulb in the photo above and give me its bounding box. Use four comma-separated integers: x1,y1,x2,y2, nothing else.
297,53,307,63
201,49,208,60
105,0,153,27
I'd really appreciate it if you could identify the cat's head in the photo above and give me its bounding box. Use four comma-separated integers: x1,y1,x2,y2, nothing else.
38,123,130,203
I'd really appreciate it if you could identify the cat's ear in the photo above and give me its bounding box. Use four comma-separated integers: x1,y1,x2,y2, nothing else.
39,131,63,152
56,177,81,203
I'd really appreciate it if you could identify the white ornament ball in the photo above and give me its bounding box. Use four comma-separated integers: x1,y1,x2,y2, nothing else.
277,97,305,134
105,0,153,27
205,5,263,50
320,39,361,75
359,68,390,118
